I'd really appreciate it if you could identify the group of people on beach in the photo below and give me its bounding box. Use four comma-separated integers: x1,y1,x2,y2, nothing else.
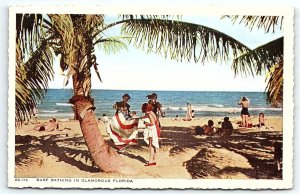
192,96,267,137
238,96,266,129
111,93,164,166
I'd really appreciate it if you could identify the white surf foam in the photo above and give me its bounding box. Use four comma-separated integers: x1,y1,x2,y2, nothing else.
56,103,73,107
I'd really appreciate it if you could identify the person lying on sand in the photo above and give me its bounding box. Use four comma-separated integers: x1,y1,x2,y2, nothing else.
218,117,234,137
33,118,59,132
195,120,215,135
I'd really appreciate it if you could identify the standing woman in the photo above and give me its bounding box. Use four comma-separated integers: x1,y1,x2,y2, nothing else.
141,103,161,166
147,93,164,127
238,96,250,127
186,103,192,119
147,93,164,117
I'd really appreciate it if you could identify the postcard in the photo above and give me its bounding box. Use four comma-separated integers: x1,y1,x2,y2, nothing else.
8,4,294,189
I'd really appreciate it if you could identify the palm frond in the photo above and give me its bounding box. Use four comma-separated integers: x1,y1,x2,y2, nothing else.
16,39,54,121
48,14,76,69
121,16,250,63
232,37,283,76
16,14,43,54
225,16,283,33
94,36,129,55
265,57,283,107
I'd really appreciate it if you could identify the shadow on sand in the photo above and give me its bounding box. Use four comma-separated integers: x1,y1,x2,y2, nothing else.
15,134,100,173
161,126,282,179
15,126,282,179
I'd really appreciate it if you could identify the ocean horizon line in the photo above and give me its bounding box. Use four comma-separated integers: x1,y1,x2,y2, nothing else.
46,88,266,93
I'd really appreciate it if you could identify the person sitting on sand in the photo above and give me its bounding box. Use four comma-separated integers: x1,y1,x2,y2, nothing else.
258,112,265,128
195,120,215,135
113,93,131,120
172,115,181,121
218,117,234,137
141,103,161,166
33,118,59,132
238,96,250,127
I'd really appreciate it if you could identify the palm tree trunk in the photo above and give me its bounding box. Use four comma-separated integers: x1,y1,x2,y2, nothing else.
69,95,137,174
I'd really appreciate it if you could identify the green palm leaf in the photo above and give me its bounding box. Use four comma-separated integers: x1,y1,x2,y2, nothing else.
16,39,54,122
121,15,250,63
225,16,283,33
265,57,283,107
232,37,283,76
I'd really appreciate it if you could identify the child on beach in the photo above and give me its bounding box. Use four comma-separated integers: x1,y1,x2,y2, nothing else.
258,113,265,128
141,103,161,166
191,110,195,118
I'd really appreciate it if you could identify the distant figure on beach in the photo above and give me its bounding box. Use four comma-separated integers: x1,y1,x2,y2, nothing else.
219,117,234,136
195,120,215,135
30,105,38,124
33,118,59,132
258,112,265,128
186,103,192,119
247,113,253,128
98,114,109,124
113,93,131,120
191,110,195,118
172,115,180,121
272,141,283,172
147,93,164,117
141,103,161,166
238,96,250,127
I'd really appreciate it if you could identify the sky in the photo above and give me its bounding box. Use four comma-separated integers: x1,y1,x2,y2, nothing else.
48,15,283,92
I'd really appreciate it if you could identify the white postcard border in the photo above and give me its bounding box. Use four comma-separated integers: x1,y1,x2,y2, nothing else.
8,4,294,189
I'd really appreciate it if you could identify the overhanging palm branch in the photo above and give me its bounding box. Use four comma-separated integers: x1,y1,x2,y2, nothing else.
16,39,54,121
265,57,283,107
120,15,250,63
232,37,283,76
16,14,55,122
225,16,283,33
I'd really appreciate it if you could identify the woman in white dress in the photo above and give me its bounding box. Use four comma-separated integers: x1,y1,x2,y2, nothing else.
141,103,161,166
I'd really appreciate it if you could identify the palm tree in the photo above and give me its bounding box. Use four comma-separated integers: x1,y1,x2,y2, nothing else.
226,16,284,107
16,14,250,173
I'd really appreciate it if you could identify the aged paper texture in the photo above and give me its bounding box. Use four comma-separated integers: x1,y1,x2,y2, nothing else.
8,4,294,189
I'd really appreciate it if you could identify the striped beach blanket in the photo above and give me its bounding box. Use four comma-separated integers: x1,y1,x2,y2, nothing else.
106,112,139,146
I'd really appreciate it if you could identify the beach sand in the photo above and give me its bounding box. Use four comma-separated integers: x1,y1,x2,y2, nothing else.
15,116,283,179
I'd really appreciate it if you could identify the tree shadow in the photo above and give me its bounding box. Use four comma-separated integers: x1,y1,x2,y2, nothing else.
15,134,100,173
160,126,283,179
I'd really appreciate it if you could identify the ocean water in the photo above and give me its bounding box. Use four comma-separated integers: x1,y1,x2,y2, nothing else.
36,89,283,119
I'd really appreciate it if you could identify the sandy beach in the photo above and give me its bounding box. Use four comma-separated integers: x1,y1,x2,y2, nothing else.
15,116,283,179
